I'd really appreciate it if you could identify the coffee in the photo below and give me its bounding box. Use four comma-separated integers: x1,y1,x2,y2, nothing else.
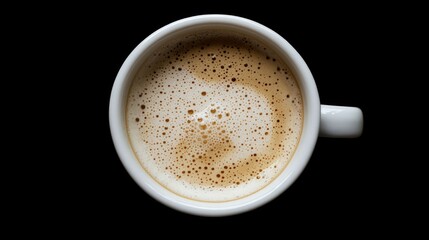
126,31,303,202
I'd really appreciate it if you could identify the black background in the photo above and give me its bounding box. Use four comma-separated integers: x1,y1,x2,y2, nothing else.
11,2,422,234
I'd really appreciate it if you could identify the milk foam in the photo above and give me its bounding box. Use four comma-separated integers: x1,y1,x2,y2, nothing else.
126,32,303,201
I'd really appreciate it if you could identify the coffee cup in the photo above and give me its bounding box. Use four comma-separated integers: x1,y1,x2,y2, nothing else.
109,14,363,216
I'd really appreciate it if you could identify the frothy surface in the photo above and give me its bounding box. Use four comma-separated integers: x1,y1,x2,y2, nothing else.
127,32,303,202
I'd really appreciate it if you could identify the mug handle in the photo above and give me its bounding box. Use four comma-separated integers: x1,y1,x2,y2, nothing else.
319,105,363,138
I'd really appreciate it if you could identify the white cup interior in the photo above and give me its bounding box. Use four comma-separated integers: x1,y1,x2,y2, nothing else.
109,14,320,216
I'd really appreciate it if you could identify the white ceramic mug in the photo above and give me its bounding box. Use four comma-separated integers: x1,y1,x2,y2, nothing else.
109,14,363,216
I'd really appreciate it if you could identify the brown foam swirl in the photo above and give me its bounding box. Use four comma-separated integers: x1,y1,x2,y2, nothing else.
126,32,303,201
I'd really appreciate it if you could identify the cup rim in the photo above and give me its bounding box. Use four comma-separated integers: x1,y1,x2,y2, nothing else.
109,14,320,216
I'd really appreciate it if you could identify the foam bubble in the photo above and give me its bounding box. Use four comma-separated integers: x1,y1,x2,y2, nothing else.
126,32,303,202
